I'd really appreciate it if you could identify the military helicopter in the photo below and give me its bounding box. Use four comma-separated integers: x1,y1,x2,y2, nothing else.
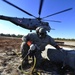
0,0,72,32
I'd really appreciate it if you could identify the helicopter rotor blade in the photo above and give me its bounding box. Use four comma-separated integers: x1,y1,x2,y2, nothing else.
42,8,72,19
42,19,61,23
51,28,55,30
38,0,44,17
49,20,61,23
2,0,36,18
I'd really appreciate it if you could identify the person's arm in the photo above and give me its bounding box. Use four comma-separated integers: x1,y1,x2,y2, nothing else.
49,36,61,50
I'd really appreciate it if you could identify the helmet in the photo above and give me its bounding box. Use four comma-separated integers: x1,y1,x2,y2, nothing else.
38,27,47,38
36,27,41,34
36,26,44,35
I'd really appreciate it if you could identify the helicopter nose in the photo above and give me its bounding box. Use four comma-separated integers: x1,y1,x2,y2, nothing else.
46,25,51,32
43,25,51,32
48,27,51,32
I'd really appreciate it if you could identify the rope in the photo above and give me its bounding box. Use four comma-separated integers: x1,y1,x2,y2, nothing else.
13,50,38,75
13,50,41,75
21,55,36,75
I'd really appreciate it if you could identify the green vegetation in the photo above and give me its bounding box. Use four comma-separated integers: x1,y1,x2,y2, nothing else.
54,38,75,41
0,33,23,38
0,33,75,41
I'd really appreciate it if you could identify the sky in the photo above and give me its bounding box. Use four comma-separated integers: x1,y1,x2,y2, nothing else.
0,0,75,39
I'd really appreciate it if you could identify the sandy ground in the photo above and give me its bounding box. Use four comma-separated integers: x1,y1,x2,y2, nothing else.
0,37,23,75
0,37,75,75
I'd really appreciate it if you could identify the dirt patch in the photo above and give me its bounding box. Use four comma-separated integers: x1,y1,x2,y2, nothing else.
0,37,22,51
0,37,23,75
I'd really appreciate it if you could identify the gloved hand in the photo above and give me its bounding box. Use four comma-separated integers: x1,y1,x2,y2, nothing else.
29,44,36,51
29,44,36,57
55,45,64,52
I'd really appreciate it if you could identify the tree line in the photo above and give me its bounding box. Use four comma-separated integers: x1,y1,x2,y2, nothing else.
0,33,23,38
54,38,75,41
0,33,75,41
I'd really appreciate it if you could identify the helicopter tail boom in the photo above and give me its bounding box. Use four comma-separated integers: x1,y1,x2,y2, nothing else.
0,15,29,29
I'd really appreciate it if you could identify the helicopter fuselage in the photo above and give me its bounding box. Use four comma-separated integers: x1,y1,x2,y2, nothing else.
0,15,51,32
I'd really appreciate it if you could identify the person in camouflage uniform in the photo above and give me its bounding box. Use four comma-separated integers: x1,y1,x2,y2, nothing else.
20,27,61,69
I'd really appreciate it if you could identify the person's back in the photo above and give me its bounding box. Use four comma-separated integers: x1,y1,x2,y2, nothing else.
25,32,57,51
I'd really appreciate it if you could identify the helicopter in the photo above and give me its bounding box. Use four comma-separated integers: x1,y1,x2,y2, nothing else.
0,0,72,32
